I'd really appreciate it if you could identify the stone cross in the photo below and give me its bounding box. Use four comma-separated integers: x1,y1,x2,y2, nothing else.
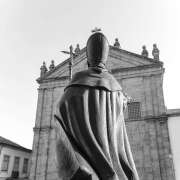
60,46,74,80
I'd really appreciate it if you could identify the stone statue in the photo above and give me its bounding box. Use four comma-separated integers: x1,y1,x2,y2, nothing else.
152,44,159,60
74,44,81,56
49,60,55,71
40,61,47,77
141,45,148,57
55,32,139,180
114,38,120,48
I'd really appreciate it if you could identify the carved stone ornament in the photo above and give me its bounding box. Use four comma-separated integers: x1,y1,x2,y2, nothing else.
114,38,120,48
141,45,148,57
74,44,81,56
40,61,47,77
152,43,160,60
49,60,55,71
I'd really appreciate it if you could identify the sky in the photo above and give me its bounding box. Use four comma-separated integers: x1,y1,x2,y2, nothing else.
0,0,180,176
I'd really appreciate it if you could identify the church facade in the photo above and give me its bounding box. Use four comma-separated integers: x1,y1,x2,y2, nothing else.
29,42,175,180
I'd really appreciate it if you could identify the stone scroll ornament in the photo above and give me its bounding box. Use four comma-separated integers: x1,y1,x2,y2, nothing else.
54,31,139,180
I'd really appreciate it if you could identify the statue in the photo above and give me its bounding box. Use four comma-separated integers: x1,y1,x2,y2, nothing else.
40,61,47,77
141,45,148,57
49,60,55,71
74,44,81,56
152,44,159,60
55,32,139,180
114,38,121,48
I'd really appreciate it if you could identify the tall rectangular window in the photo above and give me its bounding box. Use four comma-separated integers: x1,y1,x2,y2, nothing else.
13,157,20,171
1,155,10,171
127,102,141,121
22,158,29,174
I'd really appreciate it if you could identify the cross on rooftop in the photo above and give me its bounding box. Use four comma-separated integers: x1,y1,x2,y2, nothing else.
61,45,75,56
91,27,101,33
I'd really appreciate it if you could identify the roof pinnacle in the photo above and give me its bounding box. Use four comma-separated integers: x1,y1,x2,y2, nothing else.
141,45,148,57
40,61,47,77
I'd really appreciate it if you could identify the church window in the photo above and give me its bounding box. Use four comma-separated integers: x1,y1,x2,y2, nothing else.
127,102,141,121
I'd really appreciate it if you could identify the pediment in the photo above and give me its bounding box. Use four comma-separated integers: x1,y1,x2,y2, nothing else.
37,46,162,83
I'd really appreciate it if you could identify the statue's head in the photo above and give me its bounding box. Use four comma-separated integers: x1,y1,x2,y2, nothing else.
86,32,109,67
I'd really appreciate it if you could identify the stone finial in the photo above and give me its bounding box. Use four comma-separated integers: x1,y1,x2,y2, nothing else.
152,44,159,60
141,45,148,57
74,44,81,56
69,45,73,56
69,45,73,80
49,60,55,71
40,61,48,77
114,38,120,48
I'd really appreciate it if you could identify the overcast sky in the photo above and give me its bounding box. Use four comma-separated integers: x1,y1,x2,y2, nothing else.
0,0,180,174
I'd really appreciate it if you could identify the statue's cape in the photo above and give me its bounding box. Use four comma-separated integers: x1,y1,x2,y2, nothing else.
55,68,139,180
66,67,122,91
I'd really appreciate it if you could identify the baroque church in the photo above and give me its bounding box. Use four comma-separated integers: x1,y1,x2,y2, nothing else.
29,36,175,180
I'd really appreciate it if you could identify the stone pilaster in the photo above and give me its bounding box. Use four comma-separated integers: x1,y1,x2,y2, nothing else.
29,89,45,180
30,88,56,180
155,117,175,180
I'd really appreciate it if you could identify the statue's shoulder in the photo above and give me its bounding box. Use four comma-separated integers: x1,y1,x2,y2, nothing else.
73,69,90,79
72,68,114,80
66,68,122,92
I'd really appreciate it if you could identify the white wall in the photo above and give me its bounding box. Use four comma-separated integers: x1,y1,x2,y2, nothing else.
0,146,31,180
168,115,180,180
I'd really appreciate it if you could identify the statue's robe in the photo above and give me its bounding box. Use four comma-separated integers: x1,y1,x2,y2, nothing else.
55,67,139,180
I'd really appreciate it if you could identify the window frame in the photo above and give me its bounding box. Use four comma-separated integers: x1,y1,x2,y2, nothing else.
22,158,29,174
1,154,10,172
13,156,20,172
127,101,141,121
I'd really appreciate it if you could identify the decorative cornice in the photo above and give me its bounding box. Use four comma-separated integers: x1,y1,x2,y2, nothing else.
0,143,32,153
37,48,86,83
110,45,162,64
111,63,163,74
125,114,168,122
166,109,180,117
33,126,54,133
38,75,69,84
38,64,163,85
36,46,163,84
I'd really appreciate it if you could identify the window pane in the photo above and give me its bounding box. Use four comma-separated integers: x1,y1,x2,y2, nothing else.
1,155,10,171
13,157,20,171
22,158,29,174
127,102,141,121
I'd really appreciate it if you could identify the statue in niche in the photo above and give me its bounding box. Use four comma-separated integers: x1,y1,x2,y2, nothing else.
55,32,139,180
